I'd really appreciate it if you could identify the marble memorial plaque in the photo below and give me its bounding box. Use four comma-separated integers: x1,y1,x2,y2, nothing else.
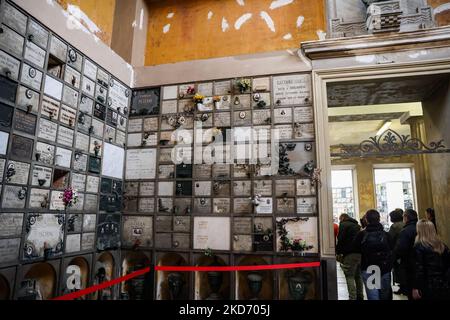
194,181,211,196
173,233,190,249
55,147,72,168
159,148,172,163
91,118,104,138
0,238,20,264
162,85,177,100
122,216,153,247
38,118,57,142
63,85,79,109
173,216,190,232
50,36,67,61
194,197,211,214
85,175,99,193
233,110,251,126
252,109,271,125
214,95,231,111
155,233,171,248
158,181,174,196
1,185,27,208
138,197,154,213
10,134,33,160
75,132,89,152
84,193,98,212
41,95,60,119
0,213,24,237
279,142,315,175
143,117,158,132
214,80,231,95
82,76,95,97
0,24,24,57
106,109,118,127
276,198,295,214
252,77,270,91
28,188,50,209
273,74,311,106
14,110,36,135
125,181,138,197
65,234,81,253
194,164,211,179
255,197,273,214
296,179,315,196
294,106,314,123
275,179,295,197
1,1,27,35
233,217,252,234
274,107,292,124
73,153,87,172
64,65,81,89
251,92,271,108
275,124,293,140
139,182,154,196
232,94,251,110
94,102,106,122
31,165,51,187
172,198,190,215
24,40,46,68
198,82,213,96
233,164,250,178
83,59,97,80
49,190,65,210
35,142,54,165
127,132,142,147
44,75,63,101
67,214,82,233
158,164,174,179
89,138,102,157
0,77,17,107
158,198,173,213
5,160,30,185
161,100,177,114
70,192,84,211
57,125,74,147
95,84,107,105
125,149,157,180
276,217,318,253
20,64,42,91
71,173,86,191
27,20,49,49
117,115,127,132
128,118,143,133
130,88,159,116
0,158,5,181
233,180,251,196
0,49,20,80
212,181,230,197
16,86,39,113
254,180,272,196
109,79,129,112
156,216,172,232
67,47,82,71
143,132,157,146
294,123,315,140
233,235,252,251
213,198,230,214
233,198,252,214
79,95,93,115
116,130,126,146
193,217,230,250
81,233,95,250
297,197,317,214
83,214,96,232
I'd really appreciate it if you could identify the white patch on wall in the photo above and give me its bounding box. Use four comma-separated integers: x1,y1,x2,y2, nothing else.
167,12,175,19
236,0,245,6
296,16,305,29
163,24,171,33
208,11,214,20
66,5,101,33
316,29,326,40
269,0,294,10
260,11,275,32
234,13,252,30
222,17,230,32
132,20,137,28
140,9,144,30
102,143,125,179
434,3,450,14
283,33,292,40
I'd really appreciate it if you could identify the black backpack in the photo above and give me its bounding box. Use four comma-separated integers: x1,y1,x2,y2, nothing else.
361,230,392,272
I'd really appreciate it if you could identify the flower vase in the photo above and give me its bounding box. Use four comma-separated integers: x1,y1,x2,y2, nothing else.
247,273,263,300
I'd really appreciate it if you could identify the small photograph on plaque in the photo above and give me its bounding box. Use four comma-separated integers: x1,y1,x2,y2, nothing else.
194,197,211,214
122,216,153,247
274,107,292,124
296,197,317,214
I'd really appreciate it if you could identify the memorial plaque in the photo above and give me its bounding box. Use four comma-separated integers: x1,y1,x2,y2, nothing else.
117,115,127,132
138,198,154,213
67,214,82,233
125,181,138,197
99,193,121,212
297,197,317,214
0,213,24,237
233,180,251,196
0,103,13,131
5,160,30,185
161,100,177,115
173,233,190,249
233,235,252,251
158,164,174,179
88,155,101,174
159,148,172,163
254,180,272,196
214,95,231,111
232,164,249,178
294,123,315,140
128,118,143,133
173,216,190,233
64,65,81,89
155,233,171,249
2,185,27,208
31,165,51,187
0,49,20,80
50,36,67,61
81,232,95,250
255,197,273,214
116,129,126,146
233,198,252,214
296,179,316,196
122,216,153,247
275,179,295,197
106,109,118,127
63,85,79,109
234,110,251,126
233,217,252,234
28,188,50,209
194,181,211,196
96,69,109,88
126,149,156,180
158,197,173,213
82,76,95,97
94,102,106,120
138,182,154,197
276,217,318,253
0,24,24,57
67,47,82,71
196,82,212,96
91,118,104,138
193,164,210,179
214,80,231,95
213,198,230,214
176,163,192,178
179,84,195,98
27,20,49,49
274,107,292,124
75,132,89,152
41,95,60,119
79,95,93,115
0,238,20,264
156,216,172,232
251,92,271,109
85,175,99,193
55,147,72,168
141,131,156,146
127,132,142,147
83,214,96,232
95,84,107,105
20,64,42,91
279,142,315,175
16,86,39,113
10,134,33,160
104,125,115,144
35,142,54,165
57,125,74,147
158,181,174,196
1,1,27,35
84,193,98,211
65,234,81,253
44,75,63,101
24,41,46,68
38,118,57,142
14,110,36,135
177,99,194,114
232,94,251,110
72,193,86,212
275,124,293,140
251,109,270,126
161,85,177,100
194,197,211,214
83,59,97,80
101,178,112,194
276,198,295,214
96,214,121,251
142,118,157,132
73,153,87,172
175,181,192,196
253,217,274,251
294,106,314,123
0,158,5,181
253,77,270,91
109,79,130,113
273,74,311,106
193,217,230,250
71,173,86,191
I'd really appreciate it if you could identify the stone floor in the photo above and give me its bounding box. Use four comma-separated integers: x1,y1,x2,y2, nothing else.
337,262,407,300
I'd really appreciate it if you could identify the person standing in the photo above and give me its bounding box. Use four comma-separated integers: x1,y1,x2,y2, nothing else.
425,208,437,232
388,209,404,289
394,209,418,300
412,219,450,300
353,209,393,300
336,214,364,300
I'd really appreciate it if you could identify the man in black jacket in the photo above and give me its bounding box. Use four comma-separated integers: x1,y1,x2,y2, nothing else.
353,209,394,300
336,214,364,300
394,209,418,299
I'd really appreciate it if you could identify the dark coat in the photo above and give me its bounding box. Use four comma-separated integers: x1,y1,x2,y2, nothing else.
394,219,418,292
336,217,360,256
388,221,404,246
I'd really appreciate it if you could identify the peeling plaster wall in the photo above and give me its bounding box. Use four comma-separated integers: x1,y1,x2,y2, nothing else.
144,0,326,66
429,0,450,26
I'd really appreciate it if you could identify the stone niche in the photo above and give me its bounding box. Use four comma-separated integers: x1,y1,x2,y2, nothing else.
328,0,434,38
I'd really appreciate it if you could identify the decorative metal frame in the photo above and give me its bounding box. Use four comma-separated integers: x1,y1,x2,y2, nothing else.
331,129,450,158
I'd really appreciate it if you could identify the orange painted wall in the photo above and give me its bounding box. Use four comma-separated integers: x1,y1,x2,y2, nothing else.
429,0,450,26
56,0,116,46
145,0,326,66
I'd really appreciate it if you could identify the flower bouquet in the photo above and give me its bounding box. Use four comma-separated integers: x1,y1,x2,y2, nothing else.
60,187,79,209
186,86,196,95
236,78,251,93
193,93,205,104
